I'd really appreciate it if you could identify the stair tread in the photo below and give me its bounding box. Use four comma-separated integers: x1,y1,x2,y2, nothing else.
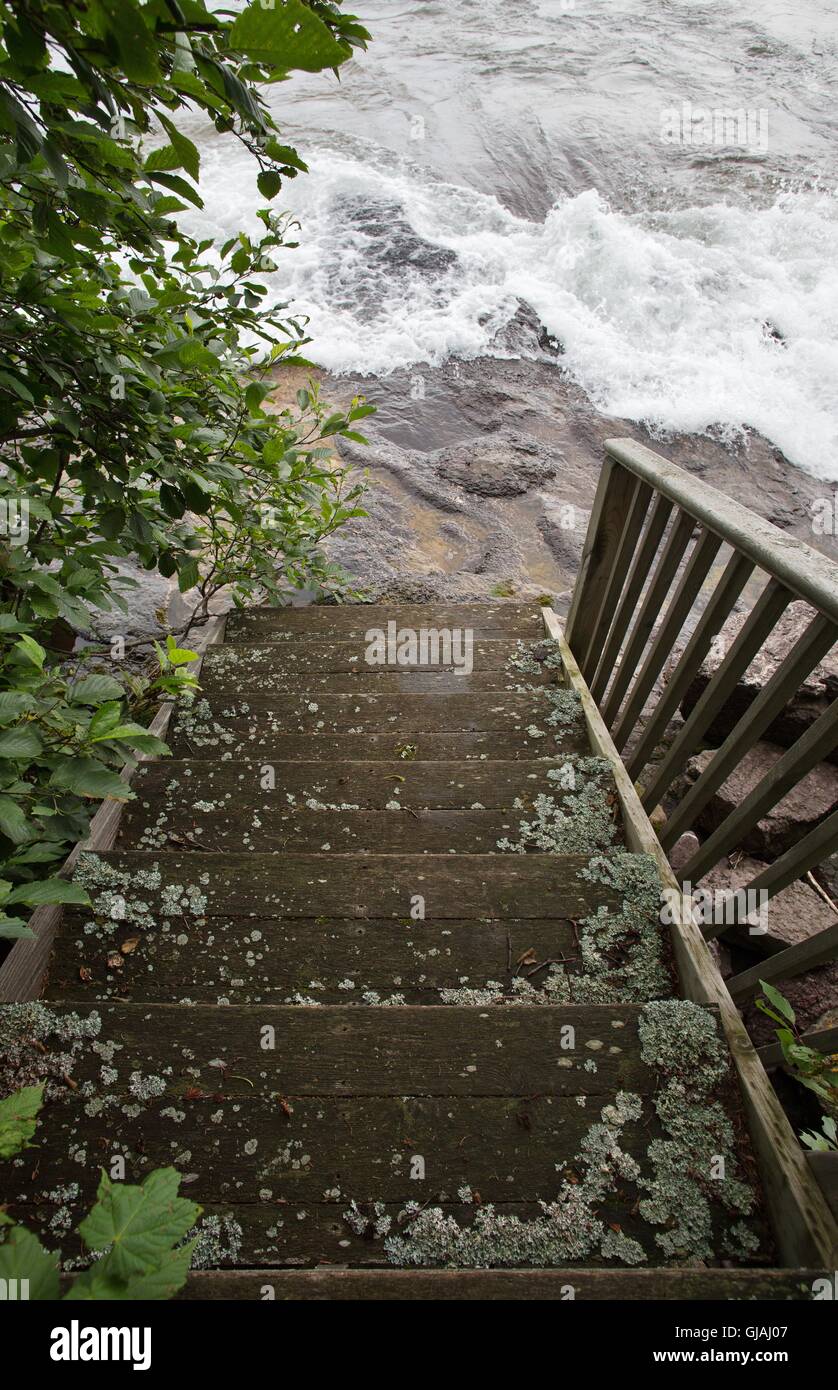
49,914,582,1003
203,636,543,671
117,756,620,855
74,850,625,919
176,1268,822,1300
224,604,546,642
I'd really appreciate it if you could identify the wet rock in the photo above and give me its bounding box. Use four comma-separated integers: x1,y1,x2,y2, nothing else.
683,741,838,857
680,601,838,755
491,300,563,359
432,434,559,498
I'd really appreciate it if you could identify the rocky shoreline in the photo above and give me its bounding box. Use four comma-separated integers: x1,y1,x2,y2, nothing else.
323,304,838,609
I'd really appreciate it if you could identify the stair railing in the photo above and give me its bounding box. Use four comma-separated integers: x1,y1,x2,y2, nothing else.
565,438,838,1010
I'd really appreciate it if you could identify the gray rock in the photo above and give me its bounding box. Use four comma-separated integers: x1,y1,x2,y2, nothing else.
683,741,838,857
701,854,838,1047
432,434,559,498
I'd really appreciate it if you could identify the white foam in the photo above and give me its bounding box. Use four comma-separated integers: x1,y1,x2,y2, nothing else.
187,148,838,478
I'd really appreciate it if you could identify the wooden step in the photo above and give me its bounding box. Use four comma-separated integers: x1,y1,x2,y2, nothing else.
73,851,622,919
224,604,546,642
8,1093,655,1206
169,690,587,757
49,914,582,1003
125,757,615,810
164,731,591,762
204,637,546,674
199,669,557,696
117,807,623,856
16,1001,659,1096
5,998,769,1270
177,1269,823,1300
116,757,621,855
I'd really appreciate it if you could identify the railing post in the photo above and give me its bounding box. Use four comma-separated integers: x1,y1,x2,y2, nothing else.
564,457,638,673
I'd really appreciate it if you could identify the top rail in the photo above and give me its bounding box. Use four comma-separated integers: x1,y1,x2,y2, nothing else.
602,438,838,626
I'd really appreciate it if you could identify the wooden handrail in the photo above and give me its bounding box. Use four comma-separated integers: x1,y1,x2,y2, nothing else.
565,441,838,1160
601,438,838,625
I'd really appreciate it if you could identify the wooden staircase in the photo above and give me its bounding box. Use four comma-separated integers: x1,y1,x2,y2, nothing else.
4,604,829,1298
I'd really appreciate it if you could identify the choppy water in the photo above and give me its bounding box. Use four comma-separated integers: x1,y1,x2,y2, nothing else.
189,1,838,477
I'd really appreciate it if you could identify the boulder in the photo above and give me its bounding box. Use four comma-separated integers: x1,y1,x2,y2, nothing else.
683,741,838,857
700,854,838,1047
679,600,838,755
432,435,559,498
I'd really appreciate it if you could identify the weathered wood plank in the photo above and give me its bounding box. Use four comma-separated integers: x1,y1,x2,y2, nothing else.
225,604,545,642
116,757,620,855
75,851,620,919
164,731,593,763
117,807,621,857
200,669,556,695
7,1094,653,1206
564,458,639,668
204,638,537,673
19,1001,658,1097
48,914,580,1003
125,757,612,809
178,1267,824,1300
169,690,583,756
726,921,838,1000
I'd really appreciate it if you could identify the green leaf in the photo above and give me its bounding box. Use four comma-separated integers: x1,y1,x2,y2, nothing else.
0,1223,60,1301
0,692,37,725
6,879,91,908
87,0,162,84
0,727,43,759
0,1085,44,1159
257,170,282,201
165,636,198,667
0,919,35,940
49,759,132,801
13,635,46,669
68,674,125,705
65,1241,196,1301
88,701,124,742
759,980,796,1025
230,0,351,72
0,795,32,844
157,114,201,182
76,1168,200,1285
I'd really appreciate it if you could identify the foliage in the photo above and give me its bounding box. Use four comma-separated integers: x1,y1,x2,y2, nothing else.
756,979,838,1150
0,1,371,933
0,1079,42,1154
0,1083,200,1298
